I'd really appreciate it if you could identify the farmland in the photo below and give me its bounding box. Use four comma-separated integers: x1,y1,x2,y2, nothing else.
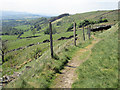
1,9,119,88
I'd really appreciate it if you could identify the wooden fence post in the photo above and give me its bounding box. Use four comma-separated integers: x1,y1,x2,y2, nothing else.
88,25,91,40
73,22,76,46
2,50,4,63
49,21,53,58
87,25,89,35
83,26,85,41
91,24,93,30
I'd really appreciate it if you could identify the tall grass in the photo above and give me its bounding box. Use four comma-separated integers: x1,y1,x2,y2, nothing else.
4,30,92,88
72,24,118,88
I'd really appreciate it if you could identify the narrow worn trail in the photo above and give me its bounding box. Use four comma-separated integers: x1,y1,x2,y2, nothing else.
51,36,101,88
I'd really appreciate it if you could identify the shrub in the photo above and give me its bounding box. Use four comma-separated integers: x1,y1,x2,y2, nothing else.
78,20,91,28
66,24,73,32
56,21,61,26
44,27,57,34
97,18,108,23
78,18,108,28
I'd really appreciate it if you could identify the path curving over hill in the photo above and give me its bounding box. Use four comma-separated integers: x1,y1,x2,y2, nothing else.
50,35,101,88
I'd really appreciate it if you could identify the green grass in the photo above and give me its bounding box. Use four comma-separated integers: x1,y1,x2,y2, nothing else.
4,28,92,88
51,10,117,33
2,10,119,88
4,30,84,51
20,30,41,37
3,10,118,52
3,42,48,75
20,30,33,37
72,24,118,88
3,26,90,77
15,25,31,31
2,35,18,41
17,9,117,39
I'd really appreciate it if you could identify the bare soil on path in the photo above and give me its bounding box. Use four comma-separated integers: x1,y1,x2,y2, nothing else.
51,36,101,88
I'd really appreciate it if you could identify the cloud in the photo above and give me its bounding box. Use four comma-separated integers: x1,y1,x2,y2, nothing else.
1,0,118,15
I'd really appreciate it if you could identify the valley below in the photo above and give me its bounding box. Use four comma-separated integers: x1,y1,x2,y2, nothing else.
0,9,119,88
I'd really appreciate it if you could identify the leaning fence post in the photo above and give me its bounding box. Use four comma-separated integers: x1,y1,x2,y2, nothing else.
73,22,76,46
49,21,53,58
83,26,85,41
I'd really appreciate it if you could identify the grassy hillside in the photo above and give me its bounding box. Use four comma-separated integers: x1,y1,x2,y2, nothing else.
51,10,118,33
2,10,119,51
72,24,118,88
4,29,93,88
2,30,86,76
1,10,119,88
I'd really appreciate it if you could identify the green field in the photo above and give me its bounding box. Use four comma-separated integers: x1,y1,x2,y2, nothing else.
14,25,31,30
4,29,93,88
1,10,119,88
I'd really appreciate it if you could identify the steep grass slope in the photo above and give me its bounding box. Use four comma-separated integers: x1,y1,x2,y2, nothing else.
4,30,92,88
2,10,119,52
52,10,118,33
72,24,118,88
2,10,119,88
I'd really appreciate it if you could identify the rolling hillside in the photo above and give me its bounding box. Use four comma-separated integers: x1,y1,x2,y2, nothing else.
2,11,50,20
1,9,119,88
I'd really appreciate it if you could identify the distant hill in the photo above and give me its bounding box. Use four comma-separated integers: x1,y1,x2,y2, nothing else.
49,13,70,22
2,9,119,88
2,11,50,20
1,10,119,35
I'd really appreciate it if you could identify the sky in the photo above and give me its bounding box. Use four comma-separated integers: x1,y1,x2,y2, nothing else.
1,0,119,16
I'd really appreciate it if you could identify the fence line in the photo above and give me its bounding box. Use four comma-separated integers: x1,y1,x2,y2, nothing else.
73,22,76,46
49,21,54,58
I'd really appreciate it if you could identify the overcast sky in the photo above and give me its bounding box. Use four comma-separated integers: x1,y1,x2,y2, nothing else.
1,0,119,16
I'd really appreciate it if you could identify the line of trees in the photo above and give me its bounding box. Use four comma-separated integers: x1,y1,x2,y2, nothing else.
2,27,24,35
44,27,57,34
78,18,108,28
66,18,108,32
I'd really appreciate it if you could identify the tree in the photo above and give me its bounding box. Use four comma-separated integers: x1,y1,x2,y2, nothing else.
44,27,57,34
56,21,61,26
98,18,108,23
67,24,74,32
78,21,84,28
44,28,49,34
32,28,37,36
37,26,41,31
83,20,90,26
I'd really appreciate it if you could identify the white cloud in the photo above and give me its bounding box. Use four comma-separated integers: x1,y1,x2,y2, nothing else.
1,0,118,15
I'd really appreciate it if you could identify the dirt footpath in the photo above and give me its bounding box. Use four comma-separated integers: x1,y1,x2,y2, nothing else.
51,36,101,88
